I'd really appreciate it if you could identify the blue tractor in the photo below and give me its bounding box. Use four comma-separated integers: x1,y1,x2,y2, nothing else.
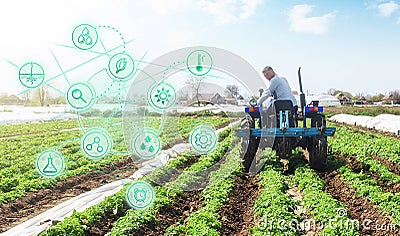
238,67,336,172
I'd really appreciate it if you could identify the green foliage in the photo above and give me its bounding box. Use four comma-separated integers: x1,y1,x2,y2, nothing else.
165,144,241,236
293,166,360,235
250,151,300,236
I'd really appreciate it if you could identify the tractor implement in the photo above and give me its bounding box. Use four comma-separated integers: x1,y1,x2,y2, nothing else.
238,67,336,173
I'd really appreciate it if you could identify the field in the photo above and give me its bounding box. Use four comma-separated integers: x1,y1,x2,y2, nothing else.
1,110,400,236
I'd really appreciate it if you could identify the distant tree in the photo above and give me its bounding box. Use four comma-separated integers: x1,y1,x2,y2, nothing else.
33,85,48,106
390,90,400,104
327,88,338,96
225,84,240,99
177,90,189,102
369,93,385,103
21,90,32,105
186,75,206,106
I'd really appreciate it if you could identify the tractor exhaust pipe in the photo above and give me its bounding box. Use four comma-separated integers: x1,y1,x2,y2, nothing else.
298,67,307,128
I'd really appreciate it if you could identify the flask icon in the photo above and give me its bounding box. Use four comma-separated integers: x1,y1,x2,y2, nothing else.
43,154,58,173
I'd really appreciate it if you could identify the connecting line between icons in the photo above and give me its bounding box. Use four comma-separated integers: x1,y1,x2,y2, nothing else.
98,37,112,59
45,82,65,95
111,60,186,97
51,49,71,86
17,39,134,97
4,59,19,69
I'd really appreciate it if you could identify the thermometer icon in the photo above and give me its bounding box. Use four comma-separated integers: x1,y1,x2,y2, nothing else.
196,53,205,72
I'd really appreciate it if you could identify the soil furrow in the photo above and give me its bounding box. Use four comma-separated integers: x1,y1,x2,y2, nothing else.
218,174,261,236
373,154,400,176
323,170,400,236
336,154,400,193
128,190,203,236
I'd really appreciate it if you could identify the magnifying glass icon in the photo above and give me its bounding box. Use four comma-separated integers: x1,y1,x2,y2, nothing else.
71,89,87,103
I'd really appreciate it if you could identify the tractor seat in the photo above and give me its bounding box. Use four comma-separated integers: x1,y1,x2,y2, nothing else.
273,100,297,127
273,100,294,113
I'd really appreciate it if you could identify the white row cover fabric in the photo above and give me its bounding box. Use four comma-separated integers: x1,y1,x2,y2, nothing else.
329,114,400,134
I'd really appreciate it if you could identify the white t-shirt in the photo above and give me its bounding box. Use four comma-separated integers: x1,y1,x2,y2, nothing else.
257,74,298,107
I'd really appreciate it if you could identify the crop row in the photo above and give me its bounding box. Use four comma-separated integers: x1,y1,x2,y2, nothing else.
330,123,400,184
250,150,300,236
292,162,359,235
164,143,241,235
329,122,400,164
41,128,233,235
0,117,229,206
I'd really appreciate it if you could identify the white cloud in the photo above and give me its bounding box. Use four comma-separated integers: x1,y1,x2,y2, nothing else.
377,1,399,16
240,0,263,19
197,0,263,25
288,4,336,34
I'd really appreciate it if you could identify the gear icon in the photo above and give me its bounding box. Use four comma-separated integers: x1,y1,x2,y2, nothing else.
190,125,217,154
194,131,213,149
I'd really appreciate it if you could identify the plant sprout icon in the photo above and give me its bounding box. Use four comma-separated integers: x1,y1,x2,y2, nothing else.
78,27,93,46
154,87,172,105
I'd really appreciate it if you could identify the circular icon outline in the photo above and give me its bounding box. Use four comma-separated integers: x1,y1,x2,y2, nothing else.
126,181,155,210
66,82,96,111
81,128,113,159
36,150,65,177
18,62,45,88
147,82,177,112
189,125,218,154
72,24,98,50
186,50,213,76
107,52,136,81
131,128,161,159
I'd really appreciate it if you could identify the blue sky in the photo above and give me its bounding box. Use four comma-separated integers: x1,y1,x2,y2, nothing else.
1,0,399,96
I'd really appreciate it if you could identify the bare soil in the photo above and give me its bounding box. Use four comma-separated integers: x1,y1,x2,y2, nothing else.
218,174,261,236
336,154,400,193
323,170,400,236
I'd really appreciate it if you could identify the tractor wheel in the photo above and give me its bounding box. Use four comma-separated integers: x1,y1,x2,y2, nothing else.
240,114,260,173
306,136,327,171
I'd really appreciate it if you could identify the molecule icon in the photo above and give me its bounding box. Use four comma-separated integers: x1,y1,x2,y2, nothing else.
86,136,104,153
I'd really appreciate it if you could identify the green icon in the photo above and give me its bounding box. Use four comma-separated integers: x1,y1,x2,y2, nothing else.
131,128,161,159
72,24,98,50
126,181,155,210
19,62,45,88
186,50,213,76
148,82,176,112
66,82,96,111
36,150,64,177
189,125,218,154
81,128,112,159
108,53,135,81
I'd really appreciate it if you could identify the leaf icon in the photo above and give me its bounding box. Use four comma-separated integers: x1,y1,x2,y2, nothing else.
115,58,127,74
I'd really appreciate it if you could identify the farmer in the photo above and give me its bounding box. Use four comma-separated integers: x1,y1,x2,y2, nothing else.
257,66,298,127
258,66,297,108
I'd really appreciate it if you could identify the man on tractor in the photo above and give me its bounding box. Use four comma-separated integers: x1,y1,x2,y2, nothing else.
258,66,298,112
